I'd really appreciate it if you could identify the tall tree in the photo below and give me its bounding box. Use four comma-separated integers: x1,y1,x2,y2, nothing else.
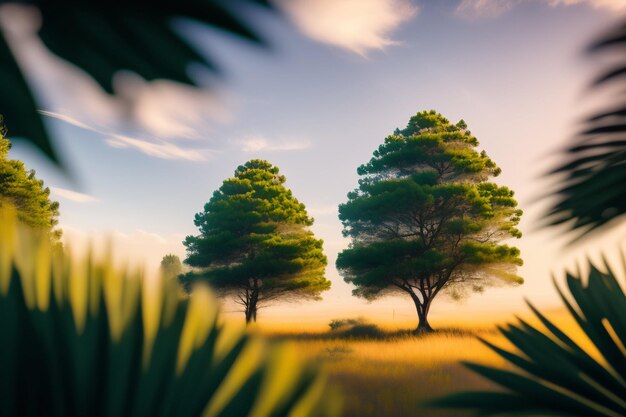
183,160,330,323
337,110,523,332
0,124,60,236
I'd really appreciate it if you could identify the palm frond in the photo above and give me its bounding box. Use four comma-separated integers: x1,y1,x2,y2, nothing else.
545,19,626,239
432,256,626,417
0,206,337,417
0,0,275,166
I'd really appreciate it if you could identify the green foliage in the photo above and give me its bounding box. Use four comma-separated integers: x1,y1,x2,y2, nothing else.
328,318,382,339
0,132,60,238
184,160,330,323
328,318,363,331
545,19,626,240
160,254,183,280
337,110,523,331
433,257,626,417
0,0,275,167
0,206,338,417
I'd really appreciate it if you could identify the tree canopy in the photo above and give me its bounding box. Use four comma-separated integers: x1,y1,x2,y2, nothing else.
0,127,60,236
183,159,330,323
336,110,523,332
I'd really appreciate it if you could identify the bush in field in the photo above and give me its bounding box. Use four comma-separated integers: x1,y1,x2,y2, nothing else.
0,207,339,417
328,318,383,339
328,318,362,331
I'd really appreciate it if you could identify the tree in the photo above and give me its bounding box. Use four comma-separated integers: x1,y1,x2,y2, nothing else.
160,254,183,280
0,125,60,237
336,110,523,332
183,159,330,323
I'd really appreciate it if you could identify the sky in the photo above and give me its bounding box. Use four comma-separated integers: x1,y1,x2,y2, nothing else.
6,0,626,328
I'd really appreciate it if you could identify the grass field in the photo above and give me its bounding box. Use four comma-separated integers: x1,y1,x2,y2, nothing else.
254,311,583,417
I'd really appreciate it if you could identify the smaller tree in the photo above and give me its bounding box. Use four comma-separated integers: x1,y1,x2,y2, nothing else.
184,160,330,323
0,124,60,239
160,254,183,280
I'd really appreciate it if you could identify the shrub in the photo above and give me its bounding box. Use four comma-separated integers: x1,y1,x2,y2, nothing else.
0,207,339,417
328,318,362,331
328,318,383,338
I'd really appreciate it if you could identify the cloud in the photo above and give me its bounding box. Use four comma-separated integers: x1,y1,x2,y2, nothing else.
548,0,626,9
275,0,418,55
238,135,311,152
105,135,207,161
1,7,236,156
50,187,98,203
456,0,521,18
42,111,211,161
455,0,626,18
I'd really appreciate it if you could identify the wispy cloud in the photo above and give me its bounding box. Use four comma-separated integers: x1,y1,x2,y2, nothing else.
455,0,626,18
548,0,626,9
50,187,98,203
42,111,211,161
105,135,207,161
276,0,418,55
238,135,311,152
456,0,521,18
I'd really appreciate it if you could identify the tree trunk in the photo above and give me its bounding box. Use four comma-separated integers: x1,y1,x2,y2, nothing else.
244,303,258,323
244,286,259,324
411,293,434,333
416,314,433,332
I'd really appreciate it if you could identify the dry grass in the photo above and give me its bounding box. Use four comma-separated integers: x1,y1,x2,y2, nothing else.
282,332,504,417
255,310,584,417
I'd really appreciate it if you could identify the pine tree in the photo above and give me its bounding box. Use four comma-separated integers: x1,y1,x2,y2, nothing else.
337,110,523,332
0,125,60,237
183,160,330,323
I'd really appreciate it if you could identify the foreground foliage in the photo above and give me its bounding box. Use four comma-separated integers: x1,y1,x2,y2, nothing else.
0,207,337,417
337,110,523,332
434,258,626,417
0,0,275,166
545,18,626,239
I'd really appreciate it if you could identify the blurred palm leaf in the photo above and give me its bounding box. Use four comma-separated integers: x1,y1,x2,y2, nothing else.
545,19,626,239
0,206,338,417
0,0,274,166
432,257,626,417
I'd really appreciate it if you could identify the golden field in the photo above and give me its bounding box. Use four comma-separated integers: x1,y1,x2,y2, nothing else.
251,310,585,417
